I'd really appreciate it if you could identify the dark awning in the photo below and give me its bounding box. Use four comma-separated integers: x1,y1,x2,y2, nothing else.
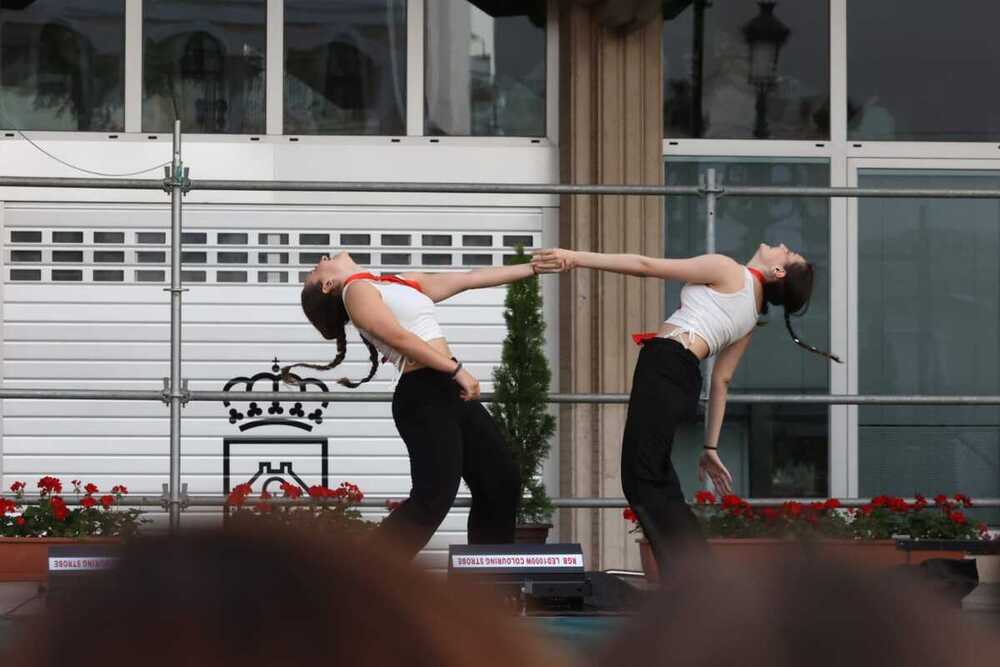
466,0,547,28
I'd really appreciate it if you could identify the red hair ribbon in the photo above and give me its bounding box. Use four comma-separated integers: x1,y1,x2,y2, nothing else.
632,332,658,346
343,272,425,294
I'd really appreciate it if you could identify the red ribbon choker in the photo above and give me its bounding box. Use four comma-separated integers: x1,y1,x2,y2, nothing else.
343,272,425,294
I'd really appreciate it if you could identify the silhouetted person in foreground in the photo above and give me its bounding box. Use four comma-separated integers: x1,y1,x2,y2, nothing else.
3,527,569,667
597,555,999,667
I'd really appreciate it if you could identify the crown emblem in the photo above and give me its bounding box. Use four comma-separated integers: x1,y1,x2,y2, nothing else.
222,358,330,432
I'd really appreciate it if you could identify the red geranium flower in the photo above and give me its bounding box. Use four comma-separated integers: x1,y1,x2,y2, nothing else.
823,498,841,510
84,483,99,495
37,476,63,495
111,485,128,495
100,495,115,510
953,494,973,508
254,490,273,514
694,490,717,505
15,517,25,527
949,511,968,525
934,494,949,506
280,482,303,499
81,496,97,509
721,495,743,510
50,496,68,521
308,485,335,498
761,507,779,522
340,482,364,503
783,501,803,518
10,481,25,494
623,507,638,523
913,494,928,509
227,483,253,507
889,497,909,513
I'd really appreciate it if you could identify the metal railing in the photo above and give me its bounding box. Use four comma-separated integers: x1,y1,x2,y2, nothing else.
5,121,1000,526
11,494,1000,509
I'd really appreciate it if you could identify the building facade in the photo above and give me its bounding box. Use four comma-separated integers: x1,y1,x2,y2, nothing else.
0,1,998,570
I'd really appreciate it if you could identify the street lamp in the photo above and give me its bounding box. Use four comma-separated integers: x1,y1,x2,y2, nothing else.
742,1,789,138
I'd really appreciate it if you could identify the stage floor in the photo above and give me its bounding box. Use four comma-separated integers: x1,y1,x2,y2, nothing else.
525,614,629,654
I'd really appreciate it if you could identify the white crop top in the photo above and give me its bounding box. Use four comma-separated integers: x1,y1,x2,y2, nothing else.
663,268,759,357
342,278,444,369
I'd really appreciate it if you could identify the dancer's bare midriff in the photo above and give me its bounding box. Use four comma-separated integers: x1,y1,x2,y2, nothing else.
400,337,453,373
657,323,710,360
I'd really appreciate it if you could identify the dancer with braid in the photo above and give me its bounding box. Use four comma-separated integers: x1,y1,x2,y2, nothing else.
285,252,538,559
533,244,841,571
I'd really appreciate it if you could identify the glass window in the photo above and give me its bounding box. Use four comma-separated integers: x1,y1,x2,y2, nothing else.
0,0,124,131
142,0,266,134
663,1,829,139
665,158,831,497
858,170,1000,511
848,2,1000,141
425,0,546,137
284,0,406,135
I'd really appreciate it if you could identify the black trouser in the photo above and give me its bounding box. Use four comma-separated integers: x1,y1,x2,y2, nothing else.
621,338,707,571
374,368,520,560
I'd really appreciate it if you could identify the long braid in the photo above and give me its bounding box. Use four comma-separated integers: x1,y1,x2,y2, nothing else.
337,336,380,388
290,279,386,388
282,331,382,389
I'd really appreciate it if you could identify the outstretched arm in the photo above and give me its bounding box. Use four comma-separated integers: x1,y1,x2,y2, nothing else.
533,249,743,289
697,333,752,495
400,262,536,303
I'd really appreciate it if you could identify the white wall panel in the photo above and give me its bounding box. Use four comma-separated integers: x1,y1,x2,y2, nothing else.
1,201,553,561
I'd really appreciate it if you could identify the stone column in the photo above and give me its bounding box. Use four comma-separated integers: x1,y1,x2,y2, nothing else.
558,3,665,570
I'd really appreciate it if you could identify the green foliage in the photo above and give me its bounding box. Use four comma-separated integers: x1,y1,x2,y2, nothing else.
489,248,557,524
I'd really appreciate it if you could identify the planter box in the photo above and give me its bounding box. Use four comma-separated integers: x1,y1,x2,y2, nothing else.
514,523,553,544
638,538,966,584
0,538,121,583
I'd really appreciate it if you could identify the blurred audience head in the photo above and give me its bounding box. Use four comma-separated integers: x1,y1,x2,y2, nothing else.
3,527,568,667
598,556,999,667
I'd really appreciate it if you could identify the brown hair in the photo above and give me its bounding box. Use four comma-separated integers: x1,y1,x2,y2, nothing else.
282,281,379,388
597,557,998,667
4,528,570,667
763,260,814,316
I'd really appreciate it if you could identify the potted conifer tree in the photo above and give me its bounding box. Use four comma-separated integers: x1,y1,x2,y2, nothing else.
490,249,557,543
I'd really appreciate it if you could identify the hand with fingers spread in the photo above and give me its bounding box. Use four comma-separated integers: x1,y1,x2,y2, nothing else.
698,448,734,496
531,248,578,274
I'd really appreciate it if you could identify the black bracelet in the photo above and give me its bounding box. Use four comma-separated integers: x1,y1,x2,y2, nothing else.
703,445,718,450
449,357,463,378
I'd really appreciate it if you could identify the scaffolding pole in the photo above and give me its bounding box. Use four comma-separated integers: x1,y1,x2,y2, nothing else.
166,120,186,533
10,175,1000,198
9,388,1000,405
702,168,719,408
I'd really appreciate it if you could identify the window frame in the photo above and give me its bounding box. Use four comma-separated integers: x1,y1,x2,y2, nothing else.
665,0,1000,499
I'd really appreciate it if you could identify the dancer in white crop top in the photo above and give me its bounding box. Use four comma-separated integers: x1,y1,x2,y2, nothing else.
533,244,841,570
284,251,542,560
